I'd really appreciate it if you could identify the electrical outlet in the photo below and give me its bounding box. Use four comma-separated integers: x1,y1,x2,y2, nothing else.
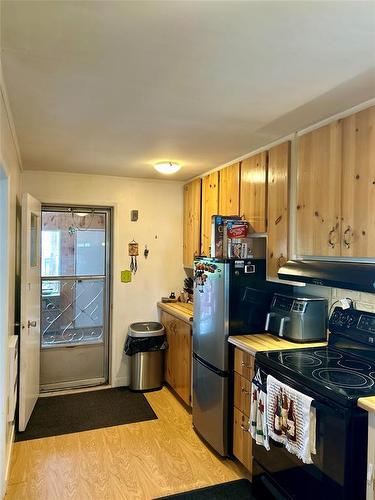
340,298,351,310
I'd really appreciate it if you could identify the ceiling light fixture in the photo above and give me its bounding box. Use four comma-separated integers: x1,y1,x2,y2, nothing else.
154,161,181,175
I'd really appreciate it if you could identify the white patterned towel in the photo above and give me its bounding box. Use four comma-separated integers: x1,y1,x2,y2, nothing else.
266,374,316,464
249,369,270,451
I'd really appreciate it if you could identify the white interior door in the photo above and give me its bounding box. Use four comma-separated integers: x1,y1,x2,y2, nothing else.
19,193,41,431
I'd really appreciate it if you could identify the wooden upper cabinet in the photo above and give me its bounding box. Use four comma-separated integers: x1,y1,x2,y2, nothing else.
296,121,342,257
240,152,267,232
201,171,219,256
267,142,290,278
218,162,240,216
341,106,375,258
183,179,201,267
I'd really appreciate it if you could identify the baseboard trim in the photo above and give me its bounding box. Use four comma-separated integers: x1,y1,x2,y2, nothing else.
112,376,129,388
4,422,14,492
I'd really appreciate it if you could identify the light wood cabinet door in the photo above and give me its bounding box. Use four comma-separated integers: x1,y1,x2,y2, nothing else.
234,348,254,380
161,311,192,406
218,162,240,216
233,407,252,473
240,152,267,232
183,179,201,267
267,141,290,278
234,372,251,417
296,121,342,257
341,106,375,258
201,171,219,256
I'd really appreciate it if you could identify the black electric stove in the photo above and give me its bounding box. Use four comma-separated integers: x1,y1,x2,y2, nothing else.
256,306,375,407
253,306,375,500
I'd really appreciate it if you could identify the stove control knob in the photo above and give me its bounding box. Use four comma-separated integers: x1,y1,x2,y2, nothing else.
347,314,356,327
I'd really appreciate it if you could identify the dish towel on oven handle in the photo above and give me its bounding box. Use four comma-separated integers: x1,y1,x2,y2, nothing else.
266,374,316,464
249,369,270,451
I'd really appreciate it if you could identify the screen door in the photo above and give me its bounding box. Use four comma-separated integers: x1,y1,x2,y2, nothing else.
40,206,111,391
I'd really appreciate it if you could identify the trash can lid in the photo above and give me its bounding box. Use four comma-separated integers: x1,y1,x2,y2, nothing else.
128,322,165,338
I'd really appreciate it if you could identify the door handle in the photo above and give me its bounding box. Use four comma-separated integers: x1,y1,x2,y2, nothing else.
265,312,276,331
279,317,290,338
328,227,337,248
343,226,352,249
28,320,37,328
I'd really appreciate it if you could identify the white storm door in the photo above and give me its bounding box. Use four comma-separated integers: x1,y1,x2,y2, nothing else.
19,193,41,431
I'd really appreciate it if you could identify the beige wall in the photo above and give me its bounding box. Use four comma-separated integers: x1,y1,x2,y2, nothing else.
0,81,22,495
22,170,185,387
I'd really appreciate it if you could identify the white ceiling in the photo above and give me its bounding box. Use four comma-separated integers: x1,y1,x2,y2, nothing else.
1,1,375,181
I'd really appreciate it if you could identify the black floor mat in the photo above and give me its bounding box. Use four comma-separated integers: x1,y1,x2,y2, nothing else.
155,479,254,499
16,387,157,441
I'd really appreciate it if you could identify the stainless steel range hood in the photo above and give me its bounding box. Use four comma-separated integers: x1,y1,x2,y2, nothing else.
278,260,375,292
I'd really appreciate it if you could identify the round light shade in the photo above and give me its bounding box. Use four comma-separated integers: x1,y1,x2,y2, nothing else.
154,161,181,175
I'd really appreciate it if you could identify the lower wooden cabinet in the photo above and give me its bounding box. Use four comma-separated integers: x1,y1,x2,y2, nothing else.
161,311,192,406
233,347,255,474
234,348,254,380
234,372,251,417
233,407,253,472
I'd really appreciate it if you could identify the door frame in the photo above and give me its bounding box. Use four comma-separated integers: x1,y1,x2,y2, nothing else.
40,204,113,391
0,166,9,498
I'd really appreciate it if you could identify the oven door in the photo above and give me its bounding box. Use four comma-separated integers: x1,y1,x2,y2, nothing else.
252,364,367,500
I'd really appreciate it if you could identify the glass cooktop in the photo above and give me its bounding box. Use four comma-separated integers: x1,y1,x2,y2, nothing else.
256,346,375,406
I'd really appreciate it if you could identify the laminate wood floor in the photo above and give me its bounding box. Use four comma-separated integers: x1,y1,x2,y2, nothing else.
6,387,246,500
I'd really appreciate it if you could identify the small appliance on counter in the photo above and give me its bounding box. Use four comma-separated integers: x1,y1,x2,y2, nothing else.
265,293,328,342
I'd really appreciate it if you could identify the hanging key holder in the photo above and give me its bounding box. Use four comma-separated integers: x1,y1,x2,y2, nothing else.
128,240,139,274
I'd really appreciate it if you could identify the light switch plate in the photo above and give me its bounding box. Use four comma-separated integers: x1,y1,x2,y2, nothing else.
130,210,138,222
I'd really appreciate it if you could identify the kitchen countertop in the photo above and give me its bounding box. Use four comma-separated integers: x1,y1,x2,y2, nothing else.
228,333,327,355
157,301,193,324
358,397,375,413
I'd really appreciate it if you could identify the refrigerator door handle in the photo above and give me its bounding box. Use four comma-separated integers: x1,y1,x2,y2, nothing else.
193,353,228,377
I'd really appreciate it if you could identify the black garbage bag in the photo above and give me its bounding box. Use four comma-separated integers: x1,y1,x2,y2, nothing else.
124,334,168,356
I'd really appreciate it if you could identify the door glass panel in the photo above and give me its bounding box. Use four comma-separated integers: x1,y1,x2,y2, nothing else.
41,211,105,276
41,278,104,346
30,213,38,267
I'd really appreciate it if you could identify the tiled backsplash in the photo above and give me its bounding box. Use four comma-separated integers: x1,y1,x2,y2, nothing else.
296,284,375,313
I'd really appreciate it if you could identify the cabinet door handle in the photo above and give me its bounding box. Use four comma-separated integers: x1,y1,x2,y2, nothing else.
343,226,352,249
328,227,336,248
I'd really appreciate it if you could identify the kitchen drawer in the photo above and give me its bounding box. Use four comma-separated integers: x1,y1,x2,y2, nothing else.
233,407,252,473
234,372,251,417
234,348,254,380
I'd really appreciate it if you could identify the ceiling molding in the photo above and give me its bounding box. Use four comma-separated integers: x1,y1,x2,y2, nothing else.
0,59,23,173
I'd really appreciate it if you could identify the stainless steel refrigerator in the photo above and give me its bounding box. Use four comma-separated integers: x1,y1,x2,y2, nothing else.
192,256,278,456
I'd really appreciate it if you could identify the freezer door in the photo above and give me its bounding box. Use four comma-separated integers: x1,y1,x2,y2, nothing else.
192,354,228,456
193,260,229,370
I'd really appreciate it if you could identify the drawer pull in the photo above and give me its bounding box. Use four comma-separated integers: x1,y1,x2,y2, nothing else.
240,424,249,432
241,387,250,394
241,361,251,368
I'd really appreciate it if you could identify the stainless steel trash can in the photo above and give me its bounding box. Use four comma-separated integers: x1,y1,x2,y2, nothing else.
127,322,166,391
